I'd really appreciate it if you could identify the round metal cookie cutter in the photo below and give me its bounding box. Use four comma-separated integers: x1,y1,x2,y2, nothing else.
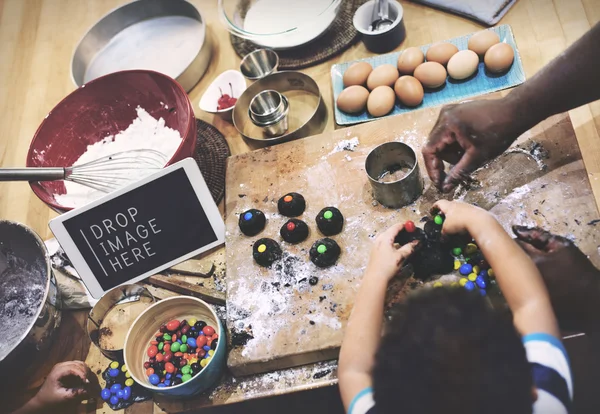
233,71,327,145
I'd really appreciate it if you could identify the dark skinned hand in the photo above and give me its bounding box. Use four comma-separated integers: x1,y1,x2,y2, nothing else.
513,225,600,334
422,98,528,193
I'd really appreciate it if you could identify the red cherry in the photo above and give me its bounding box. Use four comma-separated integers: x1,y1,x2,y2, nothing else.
286,221,296,231
405,221,416,233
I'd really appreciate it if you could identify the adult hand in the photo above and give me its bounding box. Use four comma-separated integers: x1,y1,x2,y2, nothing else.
422,98,527,193
26,361,99,413
365,223,418,282
513,225,600,333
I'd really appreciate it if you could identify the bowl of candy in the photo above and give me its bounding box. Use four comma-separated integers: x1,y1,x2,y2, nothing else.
199,70,246,122
123,296,226,396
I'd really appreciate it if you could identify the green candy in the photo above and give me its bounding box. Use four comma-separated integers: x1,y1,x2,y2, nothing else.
163,334,172,341
182,334,187,343
323,210,333,220
317,244,327,254
434,215,444,225
452,247,462,256
158,342,164,351
180,344,188,353
171,342,180,352
182,374,192,383
181,365,191,375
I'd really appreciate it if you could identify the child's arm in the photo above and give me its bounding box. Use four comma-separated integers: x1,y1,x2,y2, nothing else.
338,223,417,412
434,200,560,338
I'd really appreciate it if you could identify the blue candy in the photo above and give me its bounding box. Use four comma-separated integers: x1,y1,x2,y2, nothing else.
203,345,211,351
110,383,121,394
198,331,205,335
123,386,132,400
204,353,211,359
479,288,487,296
117,389,124,399
475,275,487,289
166,373,172,380
165,379,171,386
478,269,488,278
108,368,120,378
459,264,473,276
464,280,475,291
187,337,197,348
176,374,183,378
244,212,253,221
149,374,160,385
158,383,167,388
101,388,111,401
110,396,119,405
177,339,182,344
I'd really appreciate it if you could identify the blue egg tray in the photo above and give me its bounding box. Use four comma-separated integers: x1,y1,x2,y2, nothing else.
331,24,525,126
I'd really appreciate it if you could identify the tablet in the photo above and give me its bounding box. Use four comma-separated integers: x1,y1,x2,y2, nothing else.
49,158,224,298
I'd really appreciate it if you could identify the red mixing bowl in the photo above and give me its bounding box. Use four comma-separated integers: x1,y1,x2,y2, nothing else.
27,70,197,212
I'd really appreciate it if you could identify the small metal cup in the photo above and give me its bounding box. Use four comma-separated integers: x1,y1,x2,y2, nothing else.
365,142,423,208
249,90,284,123
240,49,279,81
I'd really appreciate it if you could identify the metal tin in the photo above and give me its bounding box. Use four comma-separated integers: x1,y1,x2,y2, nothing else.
365,142,423,208
233,71,327,145
240,49,279,81
71,0,212,92
87,283,155,360
353,0,406,54
0,221,61,363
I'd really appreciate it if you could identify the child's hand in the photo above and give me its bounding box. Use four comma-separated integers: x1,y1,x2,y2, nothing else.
432,200,488,235
32,361,99,410
365,223,418,282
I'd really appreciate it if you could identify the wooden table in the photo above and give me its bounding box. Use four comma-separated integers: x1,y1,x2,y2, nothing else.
1,0,599,413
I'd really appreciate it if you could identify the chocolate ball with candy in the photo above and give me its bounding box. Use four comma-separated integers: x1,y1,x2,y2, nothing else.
253,238,282,267
316,207,344,236
238,209,266,236
310,238,341,268
280,219,309,244
278,193,306,217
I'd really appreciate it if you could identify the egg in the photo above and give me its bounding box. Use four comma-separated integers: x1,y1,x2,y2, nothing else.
413,62,447,88
336,85,370,114
468,30,500,57
366,64,399,90
484,43,515,73
343,62,373,87
397,47,425,75
394,76,424,107
367,86,395,117
447,50,479,80
426,42,459,66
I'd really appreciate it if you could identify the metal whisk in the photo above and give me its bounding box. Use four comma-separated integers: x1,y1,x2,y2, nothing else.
0,149,168,193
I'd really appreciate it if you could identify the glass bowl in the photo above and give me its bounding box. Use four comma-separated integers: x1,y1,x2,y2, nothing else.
218,0,341,49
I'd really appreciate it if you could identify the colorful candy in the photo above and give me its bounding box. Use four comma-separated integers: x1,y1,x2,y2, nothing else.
459,263,473,276
434,215,444,225
404,220,416,233
142,317,218,388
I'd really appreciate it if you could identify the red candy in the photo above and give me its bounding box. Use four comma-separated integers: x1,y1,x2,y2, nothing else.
163,351,173,362
286,222,296,231
174,352,183,357
166,320,180,331
165,362,175,373
164,343,171,353
147,345,158,358
196,335,207,347
151,340,159,345
202,326,215,336
405,221,416,233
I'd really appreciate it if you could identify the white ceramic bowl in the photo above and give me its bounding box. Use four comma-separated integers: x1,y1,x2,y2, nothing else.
199,70,247,122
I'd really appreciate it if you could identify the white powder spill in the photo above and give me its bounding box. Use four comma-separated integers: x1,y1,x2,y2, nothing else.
55,107,182,209
329,137,360,155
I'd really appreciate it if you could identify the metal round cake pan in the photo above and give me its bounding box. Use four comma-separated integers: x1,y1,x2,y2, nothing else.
233,71,327,145
71,0,212,92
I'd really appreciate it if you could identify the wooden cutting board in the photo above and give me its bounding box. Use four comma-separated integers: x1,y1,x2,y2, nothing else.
224,92,600,376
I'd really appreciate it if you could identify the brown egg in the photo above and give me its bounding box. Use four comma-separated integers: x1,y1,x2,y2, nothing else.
394,76,424,107
336,85,370,114
484,43,515,73
397,47,425,75
366,64,399,90
447,50,479,80
367,86,395,117
413,62,447,88
426,42,459,66
468,30,500,57
343,62,373,87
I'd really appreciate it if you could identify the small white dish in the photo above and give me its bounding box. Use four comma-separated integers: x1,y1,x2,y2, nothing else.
199,70,247,121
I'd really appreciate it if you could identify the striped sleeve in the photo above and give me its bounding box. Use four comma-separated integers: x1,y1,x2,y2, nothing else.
348,387,376,414
523,333,573,414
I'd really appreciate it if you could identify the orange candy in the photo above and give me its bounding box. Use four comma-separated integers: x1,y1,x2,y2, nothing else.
284,195,293,202
151,340,159,345
164,343,171,353
155,353,164,362
146,368,154,376
174,352,183,357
